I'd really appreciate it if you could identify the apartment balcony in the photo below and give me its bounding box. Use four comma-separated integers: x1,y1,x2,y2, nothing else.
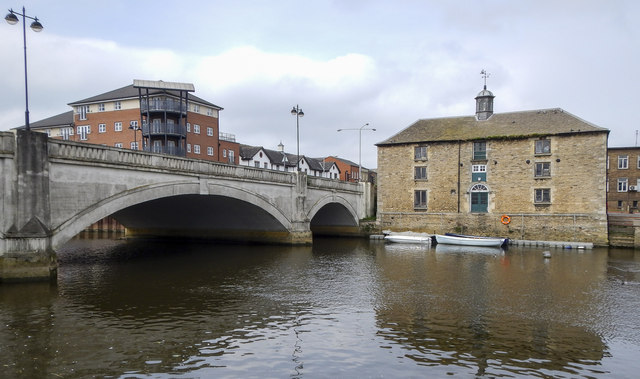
142,122,187,137
141,99,187,114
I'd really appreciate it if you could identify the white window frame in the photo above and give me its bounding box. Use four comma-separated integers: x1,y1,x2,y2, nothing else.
194,144,201,154
207,108,213,116
618,155,629,169
98,123,106,133
115,122,122,132
115,143,123,148
78,105,88,120
114,101,121,110
98,103,105,112
193,104,200,112
194,124,200,134
207,146,214,156
618,178,628,192
207,127,214,136
77,125,90,140
186,123,191,132
472,164,487,173
187,143,191,153
223,149,227,158
61,127,73,140
130,141,138,150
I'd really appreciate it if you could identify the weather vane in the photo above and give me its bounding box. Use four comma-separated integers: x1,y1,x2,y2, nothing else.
480,69,490,89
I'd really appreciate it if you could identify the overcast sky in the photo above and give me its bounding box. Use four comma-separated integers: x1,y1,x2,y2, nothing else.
1,0,638,169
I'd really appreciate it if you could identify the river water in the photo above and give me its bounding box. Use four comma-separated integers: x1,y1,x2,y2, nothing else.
1,237,639,378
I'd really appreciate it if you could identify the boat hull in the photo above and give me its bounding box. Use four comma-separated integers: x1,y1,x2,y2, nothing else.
435,234,506,247
384,235,432,244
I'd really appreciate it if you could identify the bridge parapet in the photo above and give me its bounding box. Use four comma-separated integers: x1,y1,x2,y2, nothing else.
48,139,296,184
308,176,361,193
0,132,15,156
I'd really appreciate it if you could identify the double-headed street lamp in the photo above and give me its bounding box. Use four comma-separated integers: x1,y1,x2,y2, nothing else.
290,105,304,171
129,122,141,150
5,6,43,131
337,123,376,182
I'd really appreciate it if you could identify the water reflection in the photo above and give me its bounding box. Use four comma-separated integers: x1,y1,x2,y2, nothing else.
0,238,639,378
373,243,609,376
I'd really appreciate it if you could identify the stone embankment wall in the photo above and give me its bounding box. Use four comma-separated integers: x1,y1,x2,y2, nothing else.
608,213,640,248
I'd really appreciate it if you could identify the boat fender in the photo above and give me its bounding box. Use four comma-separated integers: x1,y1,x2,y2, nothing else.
500,215,511,225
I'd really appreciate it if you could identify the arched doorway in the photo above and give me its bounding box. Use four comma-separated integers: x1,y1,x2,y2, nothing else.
470,183,489,213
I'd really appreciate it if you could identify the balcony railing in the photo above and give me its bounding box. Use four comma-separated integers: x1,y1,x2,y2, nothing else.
142,122,187,137
143,145,186,157
141,99,187,114
219,132,236,142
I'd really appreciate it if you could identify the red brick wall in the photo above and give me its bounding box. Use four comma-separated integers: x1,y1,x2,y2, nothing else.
185,112,219,161
324,157,359,182
74,109,141,147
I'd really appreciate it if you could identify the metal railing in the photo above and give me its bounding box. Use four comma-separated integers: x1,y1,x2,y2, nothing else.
219,132,236,142
141,99,187,113
142,122,187,137
143,145,186,157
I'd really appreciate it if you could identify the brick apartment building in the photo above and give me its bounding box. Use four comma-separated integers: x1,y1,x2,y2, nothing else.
20,80,239,164
607,147,640,213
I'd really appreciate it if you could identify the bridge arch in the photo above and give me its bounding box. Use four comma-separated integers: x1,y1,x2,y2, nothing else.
52,180,293,249
307,194,359,227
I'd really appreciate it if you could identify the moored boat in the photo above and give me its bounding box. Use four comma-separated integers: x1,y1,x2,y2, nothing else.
435,234,507,247
384,233,432,244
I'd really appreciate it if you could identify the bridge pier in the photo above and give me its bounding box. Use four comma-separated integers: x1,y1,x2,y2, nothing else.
0,237,57,283
0,130,57,283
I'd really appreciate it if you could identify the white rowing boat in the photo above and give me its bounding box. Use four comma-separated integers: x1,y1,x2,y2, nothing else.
434,234,506,247
384,233,432,244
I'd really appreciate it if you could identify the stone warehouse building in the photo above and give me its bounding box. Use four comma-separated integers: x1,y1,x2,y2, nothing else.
376,86,610,245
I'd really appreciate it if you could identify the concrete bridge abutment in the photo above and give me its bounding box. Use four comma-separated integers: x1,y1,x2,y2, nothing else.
1,131,57,282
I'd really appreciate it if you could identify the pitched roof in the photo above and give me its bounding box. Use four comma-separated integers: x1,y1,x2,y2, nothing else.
240,144,340,171
377,108,609,146
325,155,359,167
68,84,222,109
239,144,263,159
14,110,74,130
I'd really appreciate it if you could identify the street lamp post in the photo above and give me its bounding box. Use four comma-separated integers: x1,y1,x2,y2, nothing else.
5,6,43,131
129,122,141,150
290,105,304,171
337,123,376,182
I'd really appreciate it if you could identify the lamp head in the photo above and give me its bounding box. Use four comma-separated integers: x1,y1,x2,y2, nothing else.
5,11,18,25
30,18,43,32
298,110,304,117
291,107,297,115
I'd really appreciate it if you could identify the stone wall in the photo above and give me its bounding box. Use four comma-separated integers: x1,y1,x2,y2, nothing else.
377,132,609,245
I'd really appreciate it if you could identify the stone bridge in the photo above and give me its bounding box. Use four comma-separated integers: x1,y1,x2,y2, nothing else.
0,131,373,282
